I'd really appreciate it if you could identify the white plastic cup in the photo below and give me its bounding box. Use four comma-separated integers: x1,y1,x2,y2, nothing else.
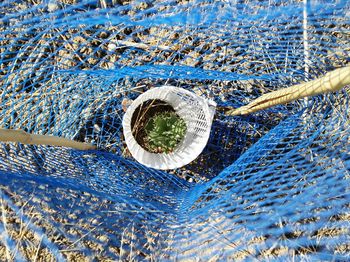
122,86,216,170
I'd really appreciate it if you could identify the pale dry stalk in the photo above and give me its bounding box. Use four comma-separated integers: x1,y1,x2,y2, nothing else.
227,66,350,116
0,129,96,150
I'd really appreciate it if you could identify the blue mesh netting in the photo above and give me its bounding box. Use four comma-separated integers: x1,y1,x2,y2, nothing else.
0,0,349,260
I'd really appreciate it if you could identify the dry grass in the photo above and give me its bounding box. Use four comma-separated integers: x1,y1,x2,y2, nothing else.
0,192,55,261
0,186,93,261
0,183,166,261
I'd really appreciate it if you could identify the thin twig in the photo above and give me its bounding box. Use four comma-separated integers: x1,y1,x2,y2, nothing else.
110,40,171,51
65,223,101,250
33,235,43,262
131,99,157,135
55,29,85,64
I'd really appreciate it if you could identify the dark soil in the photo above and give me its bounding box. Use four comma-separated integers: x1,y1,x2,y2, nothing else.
131,99,175,153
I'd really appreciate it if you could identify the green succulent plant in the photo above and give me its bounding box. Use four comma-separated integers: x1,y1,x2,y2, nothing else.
145,112,187,153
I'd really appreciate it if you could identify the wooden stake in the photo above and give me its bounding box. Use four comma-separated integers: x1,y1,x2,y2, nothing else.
0,129,96,150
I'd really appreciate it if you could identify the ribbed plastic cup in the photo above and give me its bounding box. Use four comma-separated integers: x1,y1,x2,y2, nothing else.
122,86,216,170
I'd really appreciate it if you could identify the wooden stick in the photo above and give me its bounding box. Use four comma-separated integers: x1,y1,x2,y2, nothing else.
226,66,350,116
0,129,96,150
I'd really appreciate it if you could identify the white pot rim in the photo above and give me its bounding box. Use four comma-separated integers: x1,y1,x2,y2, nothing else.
122,86,216,170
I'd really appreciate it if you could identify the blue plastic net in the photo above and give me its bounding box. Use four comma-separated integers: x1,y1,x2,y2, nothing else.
0,0,349,260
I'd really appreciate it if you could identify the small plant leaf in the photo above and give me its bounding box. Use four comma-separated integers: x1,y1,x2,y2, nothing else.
144,111,187,154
